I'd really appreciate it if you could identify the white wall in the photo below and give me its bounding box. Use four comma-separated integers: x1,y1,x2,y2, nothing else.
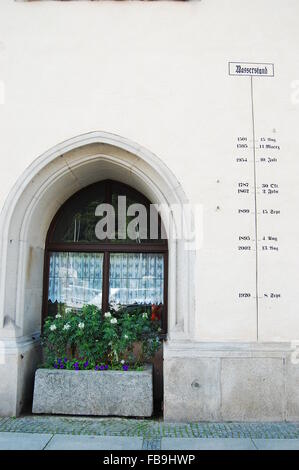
1,0,299,342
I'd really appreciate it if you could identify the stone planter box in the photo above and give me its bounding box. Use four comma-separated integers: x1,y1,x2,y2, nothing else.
32,365,153,417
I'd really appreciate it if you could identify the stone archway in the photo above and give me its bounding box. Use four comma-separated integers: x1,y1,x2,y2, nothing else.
0,132,195,416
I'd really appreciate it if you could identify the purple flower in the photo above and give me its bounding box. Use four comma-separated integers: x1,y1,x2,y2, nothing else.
54,363,58,369
95,365,100,371
83,361,89,369
122,364,129,371
100,365,105,370
60,364,64,369
64,357,68,363
105,365,109,370
73,362,79,370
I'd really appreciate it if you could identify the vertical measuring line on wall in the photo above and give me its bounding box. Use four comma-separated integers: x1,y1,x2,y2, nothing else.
250,75,259,340
229,62,274,340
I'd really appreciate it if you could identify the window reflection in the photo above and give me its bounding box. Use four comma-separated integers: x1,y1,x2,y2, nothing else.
52,185,105,243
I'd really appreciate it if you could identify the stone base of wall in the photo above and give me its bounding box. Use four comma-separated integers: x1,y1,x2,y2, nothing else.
2,337,299,421
32,366,153,417
0,334,41,417
164,341,299,422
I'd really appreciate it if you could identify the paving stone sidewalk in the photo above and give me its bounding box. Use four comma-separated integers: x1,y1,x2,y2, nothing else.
1,416,299,449
1,416,299,439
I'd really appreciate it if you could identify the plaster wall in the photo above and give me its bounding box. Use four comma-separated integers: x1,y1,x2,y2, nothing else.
0,0,299,418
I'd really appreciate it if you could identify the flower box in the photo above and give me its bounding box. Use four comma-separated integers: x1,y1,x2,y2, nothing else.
32,365,153,417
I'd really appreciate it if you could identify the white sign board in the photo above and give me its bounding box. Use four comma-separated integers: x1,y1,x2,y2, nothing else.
229,62,274,77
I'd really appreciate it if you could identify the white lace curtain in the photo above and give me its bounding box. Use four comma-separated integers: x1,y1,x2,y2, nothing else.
48,251,164,310
109,253,164,306
48,252,103,309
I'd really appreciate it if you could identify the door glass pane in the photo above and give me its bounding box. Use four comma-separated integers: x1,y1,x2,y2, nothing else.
109,253,164,322
47,252,103,316
50,181,166,245
111,182,164,244
52,184,105,243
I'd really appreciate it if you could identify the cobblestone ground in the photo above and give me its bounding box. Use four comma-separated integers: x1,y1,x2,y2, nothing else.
1,416,299,440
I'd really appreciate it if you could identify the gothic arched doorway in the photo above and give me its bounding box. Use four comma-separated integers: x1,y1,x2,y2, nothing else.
43,179,168,414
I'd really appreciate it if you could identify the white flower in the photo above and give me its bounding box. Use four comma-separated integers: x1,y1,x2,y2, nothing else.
63,323,71,331
110,302,123,312
142,312,148,319
65,307,72,314
78,322,85,329
110,318,117,324
104,312,111,318
55,314,62,319
50,324,57,332
121,360,125,365
124,334,128,339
